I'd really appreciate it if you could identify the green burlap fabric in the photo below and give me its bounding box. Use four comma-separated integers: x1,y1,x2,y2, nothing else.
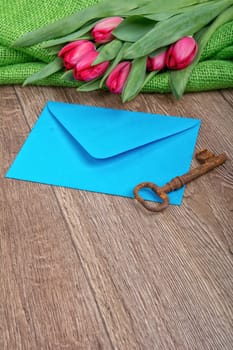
1,0,233,93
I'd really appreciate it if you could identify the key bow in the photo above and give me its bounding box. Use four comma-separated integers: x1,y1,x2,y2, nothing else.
134,149,227,212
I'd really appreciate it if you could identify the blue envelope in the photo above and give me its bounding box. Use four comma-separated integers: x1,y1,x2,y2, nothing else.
5,101,201,205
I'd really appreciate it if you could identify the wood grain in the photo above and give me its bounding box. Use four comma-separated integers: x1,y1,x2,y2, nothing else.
0,87,113,350
1,84,233,350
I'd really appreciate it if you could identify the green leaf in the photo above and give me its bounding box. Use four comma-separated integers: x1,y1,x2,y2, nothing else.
77,79,101,91
149,46,168,57
124,0,233,59
122,56,147,102
169,4,233,99
46,45,64,55
93,40,122,65
144,11,181,21
144,2,215,21
13,0,150,47
41,20,97,48
124,0,213,15
61,69,76,82
113,16,156,42
23,57,63,86
42,35,93,49
99,42,131,88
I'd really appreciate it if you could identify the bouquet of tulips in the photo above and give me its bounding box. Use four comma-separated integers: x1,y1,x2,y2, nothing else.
14,0,233,101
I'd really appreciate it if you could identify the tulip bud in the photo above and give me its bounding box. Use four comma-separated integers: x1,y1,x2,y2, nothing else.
166,36,198,70
58,40,96,70
146,50,167,71
91,17,123,44
74,51,109,81
106,61,131,94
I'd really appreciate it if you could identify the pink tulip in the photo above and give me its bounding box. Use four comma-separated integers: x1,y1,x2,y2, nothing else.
147,50,167,71
74,50,109,81
166,36,198,70
91,17,123,44
58,40,96,70
106,61,131,94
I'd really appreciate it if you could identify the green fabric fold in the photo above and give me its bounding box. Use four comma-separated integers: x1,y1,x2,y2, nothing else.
0,45,37,67
0,0,233,93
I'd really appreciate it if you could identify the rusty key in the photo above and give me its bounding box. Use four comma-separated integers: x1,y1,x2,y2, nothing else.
134,149,227,212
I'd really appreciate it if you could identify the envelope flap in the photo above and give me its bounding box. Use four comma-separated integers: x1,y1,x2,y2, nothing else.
47,101,200,159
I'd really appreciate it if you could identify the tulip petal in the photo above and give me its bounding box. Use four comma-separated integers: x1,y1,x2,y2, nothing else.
94,17,123,30
74,51,99,71
58,40,91,57
59,40,96,70
147,51,167,71
92,16,123,44
166,36,198,70
74,59,109,81
106,61,131,94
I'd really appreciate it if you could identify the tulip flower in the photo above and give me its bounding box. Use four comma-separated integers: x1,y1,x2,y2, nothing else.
106,61,131,94
58,40,96,70
146,50,167,71
166,36,198,70
91,17,123,44
73,50,109,81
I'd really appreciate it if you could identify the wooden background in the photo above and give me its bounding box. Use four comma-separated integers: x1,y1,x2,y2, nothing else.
1,85,233,350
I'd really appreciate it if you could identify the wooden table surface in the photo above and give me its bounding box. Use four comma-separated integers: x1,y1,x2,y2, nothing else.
1,85,233,350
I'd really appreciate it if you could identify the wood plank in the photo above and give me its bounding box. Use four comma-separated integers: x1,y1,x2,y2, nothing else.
220,90,233,108
14,85,233,350
0,86,113,350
